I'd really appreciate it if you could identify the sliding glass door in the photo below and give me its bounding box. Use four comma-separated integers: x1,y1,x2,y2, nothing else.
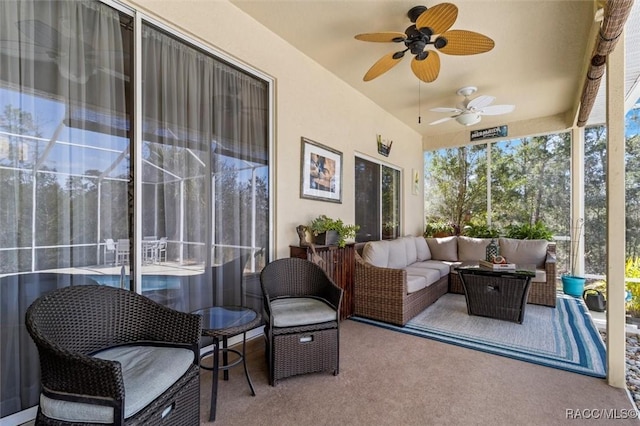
140,23,269,313
0,1,270,421
354,156,401,241
0,1,132,418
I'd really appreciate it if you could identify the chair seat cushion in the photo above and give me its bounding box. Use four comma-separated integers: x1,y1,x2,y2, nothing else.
271,297,337,327
40,346,194,423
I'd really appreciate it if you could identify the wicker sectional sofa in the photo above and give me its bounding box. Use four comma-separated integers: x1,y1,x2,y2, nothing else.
354,235,556,326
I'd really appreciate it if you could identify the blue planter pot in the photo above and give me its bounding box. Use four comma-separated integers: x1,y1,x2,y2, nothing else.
562,275,586,297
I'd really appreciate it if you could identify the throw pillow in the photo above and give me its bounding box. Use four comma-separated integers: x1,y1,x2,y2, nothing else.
498,238,548,267
426,236,458,261
457,236,492,261
415,236,431,261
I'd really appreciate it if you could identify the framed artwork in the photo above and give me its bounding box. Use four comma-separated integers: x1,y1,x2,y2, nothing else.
412,168,420,195
300,137,342,203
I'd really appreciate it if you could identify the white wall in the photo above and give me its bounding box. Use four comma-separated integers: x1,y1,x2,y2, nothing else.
125,0,424,259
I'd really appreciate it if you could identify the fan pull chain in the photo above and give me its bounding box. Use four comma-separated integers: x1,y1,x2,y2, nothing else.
418,81,422,124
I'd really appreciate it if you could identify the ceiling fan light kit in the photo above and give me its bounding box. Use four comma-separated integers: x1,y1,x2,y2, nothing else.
354,2,494,83
456,113,481,126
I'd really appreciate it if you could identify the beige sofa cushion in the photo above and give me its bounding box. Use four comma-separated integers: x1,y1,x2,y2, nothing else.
498,238,548,268
405,264,443,284
403,236,418,264
362,241,389,268
387,238,408,268
405,274,428,294
458,236,492,261
415,237,431,261
426,236,458,261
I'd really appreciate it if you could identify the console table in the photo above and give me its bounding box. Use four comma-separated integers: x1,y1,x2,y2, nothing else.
290,244,354,320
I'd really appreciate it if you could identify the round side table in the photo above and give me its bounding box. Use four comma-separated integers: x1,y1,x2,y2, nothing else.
192,306,262,422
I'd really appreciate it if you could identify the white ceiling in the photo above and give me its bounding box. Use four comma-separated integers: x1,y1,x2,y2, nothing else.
231,0,640,140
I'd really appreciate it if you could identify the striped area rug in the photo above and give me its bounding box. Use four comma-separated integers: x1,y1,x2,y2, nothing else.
351,292,606,378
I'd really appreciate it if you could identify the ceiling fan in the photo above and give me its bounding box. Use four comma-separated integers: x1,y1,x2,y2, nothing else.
354,3,494,83
429,86,515,126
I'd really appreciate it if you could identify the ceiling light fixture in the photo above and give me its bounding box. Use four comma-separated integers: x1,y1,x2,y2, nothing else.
455,112,481,126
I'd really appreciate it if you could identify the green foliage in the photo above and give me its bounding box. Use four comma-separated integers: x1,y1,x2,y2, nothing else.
626,258,640,317
462,223,501,238
309,215,359,248
504,221,553,240
583,258,640,317
424,219,455,237
423,145,487,229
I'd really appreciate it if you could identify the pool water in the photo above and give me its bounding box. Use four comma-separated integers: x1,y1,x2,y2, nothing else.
88,274,183,292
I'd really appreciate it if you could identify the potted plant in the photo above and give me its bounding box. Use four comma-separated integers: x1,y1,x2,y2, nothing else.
504,220,553,240
309,215,359,248
382,220,399,239
424,219,456,238
561,218,586,297
462,222,501,238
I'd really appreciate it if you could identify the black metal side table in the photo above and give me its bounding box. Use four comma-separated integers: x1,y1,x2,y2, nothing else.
192,306,262,422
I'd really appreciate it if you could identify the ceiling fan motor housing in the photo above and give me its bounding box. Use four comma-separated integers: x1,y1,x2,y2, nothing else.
407,5,428,23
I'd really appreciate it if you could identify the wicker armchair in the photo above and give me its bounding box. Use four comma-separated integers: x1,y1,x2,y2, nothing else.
260,257,342,386
25,285,202,425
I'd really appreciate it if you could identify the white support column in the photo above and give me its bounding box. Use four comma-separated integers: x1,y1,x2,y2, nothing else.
571,127,585,277
605,31,626,389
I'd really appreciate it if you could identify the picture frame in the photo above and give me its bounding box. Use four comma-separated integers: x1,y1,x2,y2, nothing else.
300,137,342,203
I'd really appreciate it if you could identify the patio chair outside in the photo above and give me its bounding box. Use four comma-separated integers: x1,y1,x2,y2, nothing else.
116,239,130,266
157,237,168,263
104,238,117,265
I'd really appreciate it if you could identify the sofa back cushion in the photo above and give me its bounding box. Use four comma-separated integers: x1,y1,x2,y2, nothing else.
415,237,431,261
458,236,493,261
387,238,408,268
426,236,458,261
403,236,418,264
362,241,389,268
498,238,548,268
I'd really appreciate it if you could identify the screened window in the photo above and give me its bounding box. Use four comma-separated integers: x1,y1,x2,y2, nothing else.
424,134,571,270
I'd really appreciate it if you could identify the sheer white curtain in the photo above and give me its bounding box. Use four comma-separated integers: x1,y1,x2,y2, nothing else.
0,0,127,418
141,24,268,313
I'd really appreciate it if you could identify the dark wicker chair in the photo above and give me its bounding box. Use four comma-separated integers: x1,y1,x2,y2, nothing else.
25,285,202,425
260,257,342,386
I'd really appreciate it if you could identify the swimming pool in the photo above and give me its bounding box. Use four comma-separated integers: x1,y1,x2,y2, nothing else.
87,274,183,291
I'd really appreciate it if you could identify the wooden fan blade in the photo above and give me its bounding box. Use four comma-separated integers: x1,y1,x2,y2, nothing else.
411,51,440,83
355,32,407,43
416,3,458,35
467,95,495,110
429,116,456,125
479,104,515,115
436,30,495,55
363,52,403,81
